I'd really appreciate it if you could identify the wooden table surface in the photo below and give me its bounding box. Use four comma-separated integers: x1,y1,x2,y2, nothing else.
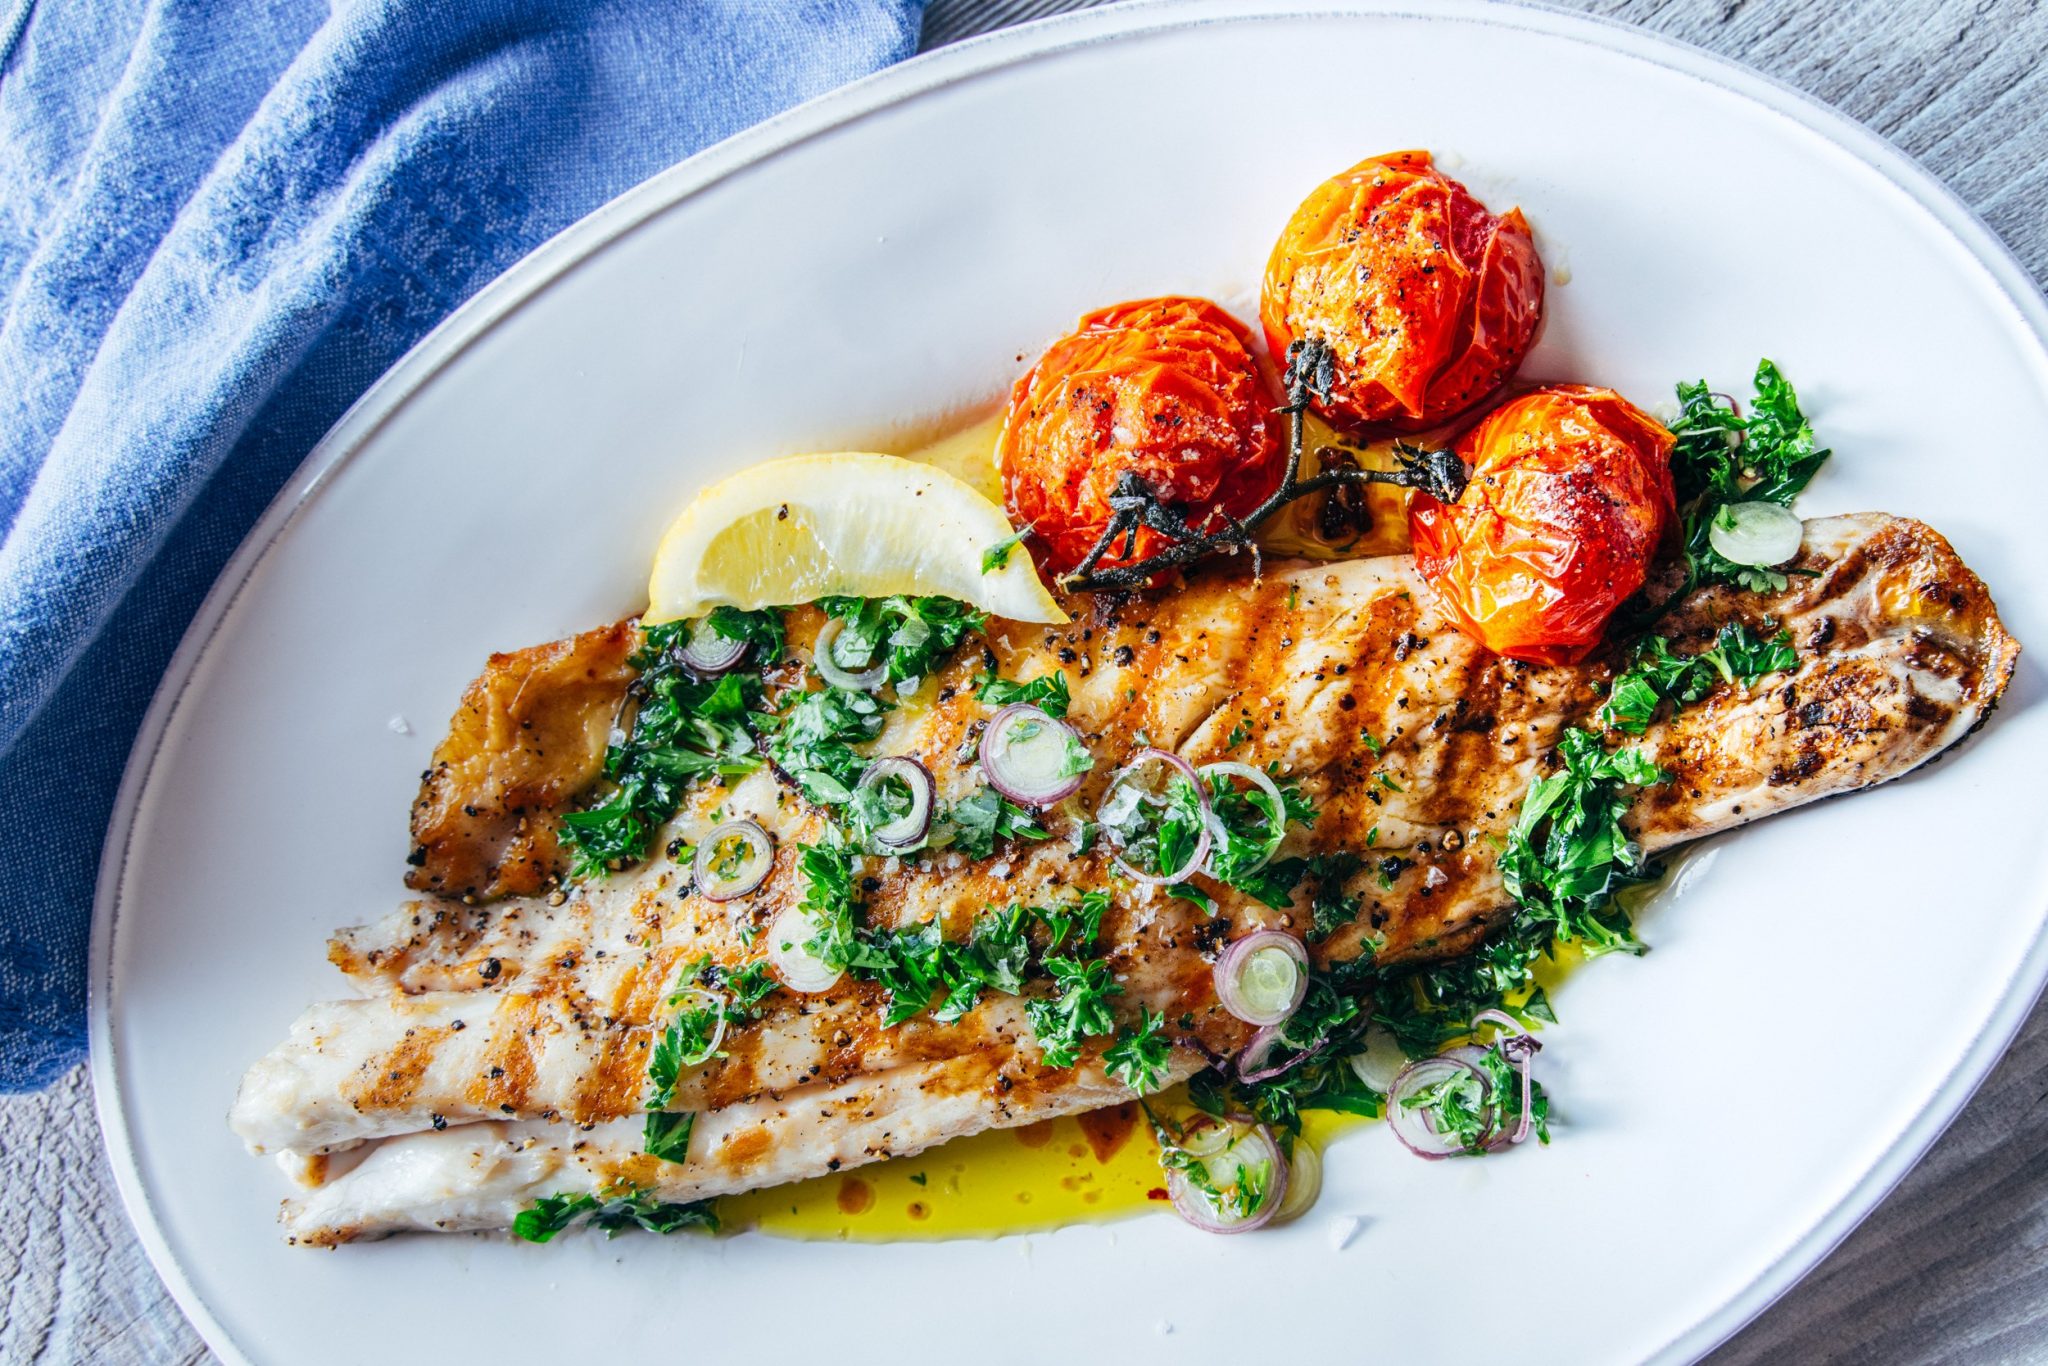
6,2,2046,1361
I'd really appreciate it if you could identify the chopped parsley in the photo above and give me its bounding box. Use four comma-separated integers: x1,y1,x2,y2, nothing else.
643,956,780,1161
1498,728,1668,955
939,787,1051,858
1101,766,1208,884
980,524,1033,574
511,1182,719,1243
561,623,768,879
1026,955,1123,1068
847,761,926,853
1295,852,1367,943
764,685,886,806
1103,1007,1172,1093
699,606,786,665
1395,1043,1550,1153
1598,623,1798,734
1668,360,1831,594
794,836,865,971
1199,767,1315,908
815,595,987,693
974,669,1072,718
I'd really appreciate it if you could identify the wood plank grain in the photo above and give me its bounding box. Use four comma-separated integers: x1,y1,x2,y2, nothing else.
13,1,2047,1361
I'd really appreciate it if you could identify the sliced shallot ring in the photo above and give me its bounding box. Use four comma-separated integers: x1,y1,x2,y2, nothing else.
666,985,731,1063
1235,1025,1286,1082
1346,1025,1410,1093
979,703,1088,807
766,904,842,993
1270,1138,1322,1225
813,618,888,691
1101,748,1211,885
854,757,935,849
1196,760,1290,872
1213,930,1309,1027
679,622,748,675
1167,1122,1289,1235
1385,1055,1492,1161
1467,1009,1541,1147
694,819,774,902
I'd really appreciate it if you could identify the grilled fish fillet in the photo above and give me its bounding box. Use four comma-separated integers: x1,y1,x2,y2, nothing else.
233,513,2016,1243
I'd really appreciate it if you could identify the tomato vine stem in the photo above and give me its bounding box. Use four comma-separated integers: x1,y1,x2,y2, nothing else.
1055,338,1469,592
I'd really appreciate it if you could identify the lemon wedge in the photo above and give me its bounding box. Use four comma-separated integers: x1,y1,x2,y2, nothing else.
647,452,1067,625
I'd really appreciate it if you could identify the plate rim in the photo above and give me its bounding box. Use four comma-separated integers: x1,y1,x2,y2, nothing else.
86,4,2048,1363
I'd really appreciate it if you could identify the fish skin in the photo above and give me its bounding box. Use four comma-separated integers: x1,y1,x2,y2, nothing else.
403,619,639,902
234,512,2016,1238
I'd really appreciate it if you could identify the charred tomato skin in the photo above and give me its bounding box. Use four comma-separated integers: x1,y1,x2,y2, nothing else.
1261,150,1544,433
1409,385,1676,665
997,296,1285,578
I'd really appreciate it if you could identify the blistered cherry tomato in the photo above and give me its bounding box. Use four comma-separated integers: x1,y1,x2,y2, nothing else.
1409,385,1675,665
998,296,1284,578
1261,151,1544,433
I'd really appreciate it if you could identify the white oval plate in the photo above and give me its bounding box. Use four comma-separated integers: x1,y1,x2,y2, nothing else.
92,3,2048,1362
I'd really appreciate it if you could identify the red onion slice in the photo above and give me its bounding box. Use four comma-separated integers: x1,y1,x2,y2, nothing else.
1214,930,1309,1028
1235,1025,1286,1082
979,703,1089,808
854,757,934,849
1166,1121,1289,1235
679,622,748,675
766,904,842,993
1346,1026,1409,1093
693,819,774,901
1270,1139,1322,1225
1468,1009,1542,1147
1099,748,1211,885
1196,760,1290,873
813,618,888,691
1385,1055,1493,1161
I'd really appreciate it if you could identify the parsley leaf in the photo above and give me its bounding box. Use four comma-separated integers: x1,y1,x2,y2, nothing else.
974,669,1072,718
980,524,1033,574
765,685,885,805
1026,956,1123,1068
1669,361,1831,595
562,625,768,879
1498,729,1668,956
1597,624,1798,734
815,595,987,692
511,1183,719,1244
940,787,1051,858
1104,1007,1172,1093
1034,889,1109,953
642,1111,695,1163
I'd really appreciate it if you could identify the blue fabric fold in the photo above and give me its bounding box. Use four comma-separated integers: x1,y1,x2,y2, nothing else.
0,0,926,1089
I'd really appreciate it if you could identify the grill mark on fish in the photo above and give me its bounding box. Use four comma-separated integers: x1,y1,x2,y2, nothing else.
237,513,2016,1239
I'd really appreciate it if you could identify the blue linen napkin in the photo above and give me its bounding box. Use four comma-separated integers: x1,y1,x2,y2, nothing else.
0,0,927,1090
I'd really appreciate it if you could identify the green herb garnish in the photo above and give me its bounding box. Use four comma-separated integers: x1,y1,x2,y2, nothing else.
1598,623,1797,734
562,623,768,879
974,669,1072,718
1668,360,1830,594
815,595,987,692
981,524,1032,573
511,1182,719,1244
1103,1007,1172,1093
1025,956,1123,1068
